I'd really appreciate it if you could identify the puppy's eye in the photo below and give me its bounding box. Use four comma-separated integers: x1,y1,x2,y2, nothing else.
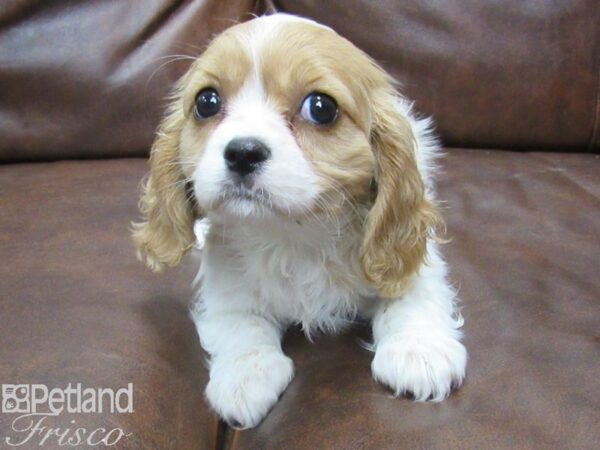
300,92,338,125
194,88,221,119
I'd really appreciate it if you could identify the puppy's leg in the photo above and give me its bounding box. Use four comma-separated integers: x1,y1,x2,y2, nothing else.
193,301,293,429
371,243,467,401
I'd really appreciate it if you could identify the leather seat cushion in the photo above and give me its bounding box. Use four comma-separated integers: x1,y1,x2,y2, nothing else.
1,149,598,449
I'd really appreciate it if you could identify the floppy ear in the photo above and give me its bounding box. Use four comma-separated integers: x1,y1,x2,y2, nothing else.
132,105,197,271
360,89,443,298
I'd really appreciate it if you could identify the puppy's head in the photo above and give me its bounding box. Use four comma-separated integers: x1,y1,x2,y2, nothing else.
133,14,442,297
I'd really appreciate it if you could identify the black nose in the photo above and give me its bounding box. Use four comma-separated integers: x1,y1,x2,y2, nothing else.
224,138,271,177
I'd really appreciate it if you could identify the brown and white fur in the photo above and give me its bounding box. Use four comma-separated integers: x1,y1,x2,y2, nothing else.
133,14,466,429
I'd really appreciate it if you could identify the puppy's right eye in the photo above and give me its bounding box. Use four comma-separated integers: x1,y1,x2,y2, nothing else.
194,88,221,119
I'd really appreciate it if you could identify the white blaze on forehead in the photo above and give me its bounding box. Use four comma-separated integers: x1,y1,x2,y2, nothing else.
222,13,311,157
246,13,333,41
233,13,333,75
225,13,333,123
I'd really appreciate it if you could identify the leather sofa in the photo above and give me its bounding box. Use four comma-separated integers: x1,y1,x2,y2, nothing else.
1,1,598,449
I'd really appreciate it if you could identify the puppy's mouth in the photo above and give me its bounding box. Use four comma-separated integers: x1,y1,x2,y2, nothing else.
218,181,272,207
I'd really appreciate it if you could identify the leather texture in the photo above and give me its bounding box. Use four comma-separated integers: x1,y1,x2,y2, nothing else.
0,0,267,162
0,160,215,449
1,151,599,449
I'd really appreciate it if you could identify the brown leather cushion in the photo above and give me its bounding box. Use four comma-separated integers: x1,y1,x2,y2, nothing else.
0,159,214,449
276,0,600,152
1,150,598,448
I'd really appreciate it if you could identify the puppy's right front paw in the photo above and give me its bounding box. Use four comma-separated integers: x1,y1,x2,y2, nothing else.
205,349,294,429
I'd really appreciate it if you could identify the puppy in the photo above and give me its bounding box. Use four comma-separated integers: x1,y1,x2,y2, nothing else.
133,13,466,429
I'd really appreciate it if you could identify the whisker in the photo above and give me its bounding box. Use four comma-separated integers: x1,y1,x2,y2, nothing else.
145,55,197,88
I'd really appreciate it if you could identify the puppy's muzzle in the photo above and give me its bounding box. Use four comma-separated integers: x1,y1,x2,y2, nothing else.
224,138,271,177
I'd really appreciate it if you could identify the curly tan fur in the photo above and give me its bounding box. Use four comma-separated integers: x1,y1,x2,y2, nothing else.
360,85,444,298
132,86,198,271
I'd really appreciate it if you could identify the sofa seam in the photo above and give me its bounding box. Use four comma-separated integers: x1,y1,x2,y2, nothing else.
589,7,600,151
590,67,600,150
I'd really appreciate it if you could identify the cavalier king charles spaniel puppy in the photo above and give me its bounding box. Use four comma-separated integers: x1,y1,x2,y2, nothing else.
133,14,466,429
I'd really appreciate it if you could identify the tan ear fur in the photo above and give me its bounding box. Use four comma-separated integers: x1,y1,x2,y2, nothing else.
132,103,197,271
360,88,444,298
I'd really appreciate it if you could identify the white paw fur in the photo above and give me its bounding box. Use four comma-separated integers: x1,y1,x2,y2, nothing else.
205,348,294,429
371,332,467,401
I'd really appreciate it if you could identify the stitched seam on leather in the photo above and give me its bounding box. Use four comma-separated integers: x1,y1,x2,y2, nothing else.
225,428,240,450
591,69,600,150
590,13,600,151
213,418,230,450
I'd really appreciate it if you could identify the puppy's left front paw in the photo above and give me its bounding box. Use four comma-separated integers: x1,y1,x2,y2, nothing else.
372,332,467,401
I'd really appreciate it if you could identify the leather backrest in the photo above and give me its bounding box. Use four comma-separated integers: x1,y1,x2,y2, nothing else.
0,0,267,162
1,1,598,162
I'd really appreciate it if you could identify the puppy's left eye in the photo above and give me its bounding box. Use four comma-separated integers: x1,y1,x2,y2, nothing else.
194,88,221,119
300,92,338,125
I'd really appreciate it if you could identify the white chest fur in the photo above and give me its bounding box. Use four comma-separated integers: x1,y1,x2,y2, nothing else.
195,216,375,334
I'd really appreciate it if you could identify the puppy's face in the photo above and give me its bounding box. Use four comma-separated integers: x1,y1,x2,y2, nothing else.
133,15,442,298
181,16,377,219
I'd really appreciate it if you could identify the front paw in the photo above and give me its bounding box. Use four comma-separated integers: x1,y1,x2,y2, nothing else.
205,349,294,429
372,332,467,401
